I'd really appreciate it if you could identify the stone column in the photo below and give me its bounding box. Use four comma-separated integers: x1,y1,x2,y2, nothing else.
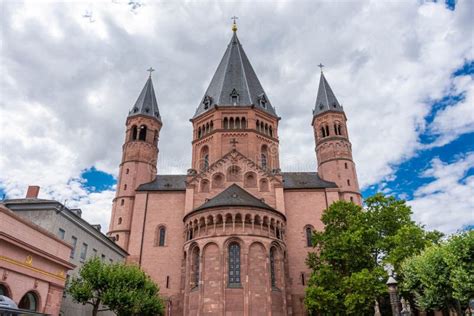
387,276,400,316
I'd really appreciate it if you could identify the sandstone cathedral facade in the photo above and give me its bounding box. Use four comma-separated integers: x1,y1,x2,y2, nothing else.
108,23,361,316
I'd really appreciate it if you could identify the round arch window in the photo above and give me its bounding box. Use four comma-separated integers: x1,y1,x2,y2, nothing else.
19,291,38,311
0,284,10,297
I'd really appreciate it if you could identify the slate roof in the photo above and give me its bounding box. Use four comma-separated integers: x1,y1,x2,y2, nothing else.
194,31,277,118
282,172,338,189
313,72,344,117
136,172,338,192
128,76,161,121
137,175,187,191
194,184,276,212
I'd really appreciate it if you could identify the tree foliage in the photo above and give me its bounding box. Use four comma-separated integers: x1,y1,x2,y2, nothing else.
304,194,441,315
400,230,473,313
67,257,164,316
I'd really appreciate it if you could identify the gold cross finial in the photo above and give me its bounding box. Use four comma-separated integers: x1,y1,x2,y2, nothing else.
231,16,238,32
147,67,155,77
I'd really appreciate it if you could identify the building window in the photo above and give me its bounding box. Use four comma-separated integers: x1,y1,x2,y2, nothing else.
270,248,276,288
93,249,97,257
260,178,269,192
224,117,229,129
115,234,119,241
58,228,65,240
201,179,210,193
261,145,268,169
345,162,348,169
158,227,166,247
347,179,351,186
80,243,88,261
0,284,10,297
18,292,38,311
120,199,124,206
126,168,129,174
306,227,313,247
118,217,122,225
301,272,306,286
138,125,147,141
350,196,354,202
228,243,241,286
166,276,170,289
101,254,106,261
109,259,113,263
124,184,127,190
70,236,77,258
230,89,239,105
131,125,138,141
191,247,200,289
200,146,209,172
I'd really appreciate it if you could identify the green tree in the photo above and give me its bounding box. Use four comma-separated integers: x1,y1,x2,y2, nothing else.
67,257,164,316
400,230,473,314
304,194,441,315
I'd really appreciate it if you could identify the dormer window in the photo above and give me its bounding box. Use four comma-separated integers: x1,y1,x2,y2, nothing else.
133,107,139,113
258,94,267,108
230,89,239,105
203,95,212,110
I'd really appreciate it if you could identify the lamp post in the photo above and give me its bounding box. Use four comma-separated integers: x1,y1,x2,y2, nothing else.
387,275,401,316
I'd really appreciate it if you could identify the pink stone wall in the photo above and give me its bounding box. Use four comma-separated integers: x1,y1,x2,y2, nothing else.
0,206,74,315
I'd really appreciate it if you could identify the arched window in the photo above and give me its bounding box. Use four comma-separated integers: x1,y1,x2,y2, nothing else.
206,122,210,133
306,226,313,247
270,248,276,288
131,126,138,141
260,121,264,133
200,146,209,171
0,284,10,297
212,173,224,188
347,179,351,186
334,123,338,135
235,117,241,129
264,124,268,135
256,120,260,132
158,227,166,246
261,145,268,169
224,117,229,129
229,117,235,129
241,117,247,129
125,168,129,174
228,243,241,286
120,199,124,206
260,179,269,192
244,172,257,188
321,126,326,138
19,292,38,311
227,165,242,182
154,130,158,143
191,247,200,288
115,234,119,241
338,125,342,135
210,121,214,131
201,180,210,193
138,125,147,141
198,127,202,138
118,217,122,225
325,125,330,137
345,162,348,169
269,126,273,137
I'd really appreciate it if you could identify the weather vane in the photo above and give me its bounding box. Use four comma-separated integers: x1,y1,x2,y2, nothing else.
231,16,238,32
318,63,325,73
147,67,155,77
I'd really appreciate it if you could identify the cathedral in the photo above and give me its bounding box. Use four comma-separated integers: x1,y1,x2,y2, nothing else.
107,22,361,316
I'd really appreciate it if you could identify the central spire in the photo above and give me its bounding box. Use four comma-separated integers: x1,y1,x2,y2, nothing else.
194,27,276,118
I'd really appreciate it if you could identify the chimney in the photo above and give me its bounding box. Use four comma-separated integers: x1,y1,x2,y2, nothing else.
26,186,40,199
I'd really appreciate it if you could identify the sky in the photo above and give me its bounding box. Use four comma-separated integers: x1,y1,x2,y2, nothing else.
0,0,472,235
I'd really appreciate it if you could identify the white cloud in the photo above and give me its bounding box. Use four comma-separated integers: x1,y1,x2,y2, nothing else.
425,75,474,147
409,153,474,234
0,1,472,232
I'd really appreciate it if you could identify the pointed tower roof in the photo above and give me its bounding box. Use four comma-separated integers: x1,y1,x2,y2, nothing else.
194,30,276,118
128,75,161,121
313,71,344,117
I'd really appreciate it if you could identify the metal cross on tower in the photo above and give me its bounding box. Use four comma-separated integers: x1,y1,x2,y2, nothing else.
231,16,238,32
147,67,155,77
318,63,325,73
